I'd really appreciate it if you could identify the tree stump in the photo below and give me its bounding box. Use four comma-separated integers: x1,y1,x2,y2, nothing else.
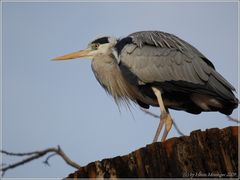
65,126,238,178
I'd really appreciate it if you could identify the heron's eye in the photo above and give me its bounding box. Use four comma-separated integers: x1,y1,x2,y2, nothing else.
92,43,100,50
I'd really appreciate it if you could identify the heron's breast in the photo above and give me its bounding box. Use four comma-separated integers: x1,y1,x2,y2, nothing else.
91,59,138,100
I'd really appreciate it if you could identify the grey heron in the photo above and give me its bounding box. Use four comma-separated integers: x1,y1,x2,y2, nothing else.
53,31,238,142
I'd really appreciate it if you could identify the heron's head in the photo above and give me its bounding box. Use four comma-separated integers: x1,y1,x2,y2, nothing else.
52,36,117,61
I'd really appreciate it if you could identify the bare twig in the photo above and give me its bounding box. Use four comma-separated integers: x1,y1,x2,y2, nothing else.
140,108,239,137
140,108,160,119
43,153,57,166
140,108,185,136
0,145,81,176
1,150,44,156
55,145,81,169
227,116,240,123
172,120,185,136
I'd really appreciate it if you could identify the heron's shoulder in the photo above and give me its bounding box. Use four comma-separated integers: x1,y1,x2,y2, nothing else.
115,31,189,55
129,31,189,49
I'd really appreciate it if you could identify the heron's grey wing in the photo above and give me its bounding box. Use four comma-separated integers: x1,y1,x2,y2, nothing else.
116,31,235,101
120,45,209,84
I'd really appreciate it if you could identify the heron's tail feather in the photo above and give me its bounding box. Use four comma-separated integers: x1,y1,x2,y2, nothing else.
207,73,238,115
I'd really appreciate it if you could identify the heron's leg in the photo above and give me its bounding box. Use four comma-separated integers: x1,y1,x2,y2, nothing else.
161,113,173,141
152,113,165,142
152,87,173,142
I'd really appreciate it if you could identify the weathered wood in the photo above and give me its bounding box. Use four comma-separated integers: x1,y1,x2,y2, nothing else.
65,126,238,178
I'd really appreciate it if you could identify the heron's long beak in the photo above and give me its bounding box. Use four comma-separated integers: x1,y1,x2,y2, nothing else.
52,49,92,60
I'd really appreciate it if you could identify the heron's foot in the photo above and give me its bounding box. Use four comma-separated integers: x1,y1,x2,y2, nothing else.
161,113,173,142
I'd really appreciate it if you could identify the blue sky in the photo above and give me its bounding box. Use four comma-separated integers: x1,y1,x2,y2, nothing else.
2,1,238,178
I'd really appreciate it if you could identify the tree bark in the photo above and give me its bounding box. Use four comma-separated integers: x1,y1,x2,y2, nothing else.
65,126,238,178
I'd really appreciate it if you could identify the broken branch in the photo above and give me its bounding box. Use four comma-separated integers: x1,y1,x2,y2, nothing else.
0,145,81,176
